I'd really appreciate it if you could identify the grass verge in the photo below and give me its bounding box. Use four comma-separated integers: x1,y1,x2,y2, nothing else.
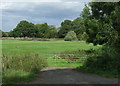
76,67,119,78
2,69,35,84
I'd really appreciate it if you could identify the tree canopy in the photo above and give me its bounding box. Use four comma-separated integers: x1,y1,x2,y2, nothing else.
81,2,120,47
9,20,37,37
9,21,58,38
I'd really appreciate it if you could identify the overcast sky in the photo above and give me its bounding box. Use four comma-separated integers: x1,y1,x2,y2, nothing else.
1,0,92,32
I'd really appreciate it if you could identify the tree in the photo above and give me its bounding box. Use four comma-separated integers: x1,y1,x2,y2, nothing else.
72,17,86,40
58,20,72,38
81,2,120,46
35,24,44,38
35,23,57,38
64,31,78,41
78,32,88,41
0,30,8,37
10,20,37,37
9,30,17,37
80,4,91,20
80,2,120,73
2,32,8,37
47,25,58,38
35,23,50,38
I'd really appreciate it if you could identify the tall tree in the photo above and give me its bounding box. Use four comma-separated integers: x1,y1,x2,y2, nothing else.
80,2,120,73
35,23,49,38
81,2,120,46
58,20,72,38
72,17,85,38
10,20,37,37
47,25,58,38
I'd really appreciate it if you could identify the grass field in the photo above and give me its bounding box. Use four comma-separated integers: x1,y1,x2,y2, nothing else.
2,40,100,67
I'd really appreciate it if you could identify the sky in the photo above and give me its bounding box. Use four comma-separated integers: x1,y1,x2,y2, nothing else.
1,0,92,32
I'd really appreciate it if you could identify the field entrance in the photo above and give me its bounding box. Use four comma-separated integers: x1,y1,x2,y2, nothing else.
45,54,84,67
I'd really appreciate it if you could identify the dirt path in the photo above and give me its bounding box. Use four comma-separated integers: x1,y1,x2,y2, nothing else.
27,67,118,84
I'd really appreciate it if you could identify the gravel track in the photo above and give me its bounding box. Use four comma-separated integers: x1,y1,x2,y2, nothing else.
27,67,119,84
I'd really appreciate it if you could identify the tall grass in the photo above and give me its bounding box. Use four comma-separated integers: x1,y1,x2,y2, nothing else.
2,53,47,83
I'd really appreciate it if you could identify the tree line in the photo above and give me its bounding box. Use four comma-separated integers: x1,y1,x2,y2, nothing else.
1,17,87,41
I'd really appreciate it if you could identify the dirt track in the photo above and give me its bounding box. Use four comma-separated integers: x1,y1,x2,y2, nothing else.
27,67,118,84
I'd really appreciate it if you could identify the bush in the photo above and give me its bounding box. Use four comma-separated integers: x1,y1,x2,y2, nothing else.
64,31,78,41
2,53,47,72
74,46,119,78
79,46,119,78
83,47,118,71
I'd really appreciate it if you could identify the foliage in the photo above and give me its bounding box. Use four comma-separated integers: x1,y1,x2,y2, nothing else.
58,20,72,38
78,32,88,41
64,31,78,41
8,21,58,38
0,30,8,37
78,2,120,78
47,25,58,38
79,46,119,78
9,20,37,37
72,17,85,36
82,2,120,47
58,18,86,40
35,23,49,38
2,32,9,37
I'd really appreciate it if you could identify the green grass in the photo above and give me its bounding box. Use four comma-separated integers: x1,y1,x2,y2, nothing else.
2,40,99,55
2,69,35,84
2,40,100,67
77,67,119,78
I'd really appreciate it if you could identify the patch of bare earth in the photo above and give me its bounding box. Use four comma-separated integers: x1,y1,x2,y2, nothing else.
26,67,118,84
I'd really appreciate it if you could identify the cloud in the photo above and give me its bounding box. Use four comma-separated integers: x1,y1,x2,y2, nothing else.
1,0,92,3
1,1,90,32
1,0,61,3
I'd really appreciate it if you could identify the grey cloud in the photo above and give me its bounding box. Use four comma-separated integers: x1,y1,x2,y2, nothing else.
2,2,88,32
60,0,92,2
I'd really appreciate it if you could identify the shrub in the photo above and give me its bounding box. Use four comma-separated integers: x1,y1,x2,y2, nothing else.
77,46,119,78
81,46,118,73
2,53,47,72
64,31,78,41
2,53,47,83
